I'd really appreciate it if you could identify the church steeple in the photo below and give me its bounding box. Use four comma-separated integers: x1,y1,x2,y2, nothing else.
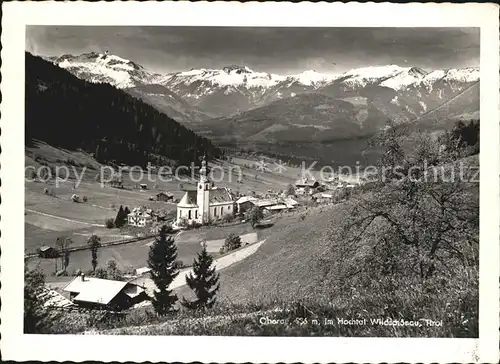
199,155,208,183
197,155,211,223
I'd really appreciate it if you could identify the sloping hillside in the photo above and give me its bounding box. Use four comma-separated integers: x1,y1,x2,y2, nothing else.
217,204,346,304
195,93,381,144
26,53,220,166
125,84,213,124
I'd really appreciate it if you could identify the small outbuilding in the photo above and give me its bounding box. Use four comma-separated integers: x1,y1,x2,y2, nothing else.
295,178,319,189
156,192,174,202
134,267,152,276
38,246,58,258
236,196,258,213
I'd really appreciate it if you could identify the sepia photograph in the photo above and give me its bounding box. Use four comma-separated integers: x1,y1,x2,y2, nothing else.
1,2,498,363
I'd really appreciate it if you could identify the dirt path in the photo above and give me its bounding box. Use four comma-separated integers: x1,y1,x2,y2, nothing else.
25,208,105,227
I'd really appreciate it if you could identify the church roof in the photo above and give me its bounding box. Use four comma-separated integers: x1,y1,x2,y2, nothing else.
209,187,234,204
177,191,198,208
177,187,234,208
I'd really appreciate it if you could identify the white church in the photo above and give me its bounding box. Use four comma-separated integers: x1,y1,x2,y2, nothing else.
176,157,235,225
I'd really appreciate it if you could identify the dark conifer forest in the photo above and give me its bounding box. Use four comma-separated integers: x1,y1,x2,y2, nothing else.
25,52,220,167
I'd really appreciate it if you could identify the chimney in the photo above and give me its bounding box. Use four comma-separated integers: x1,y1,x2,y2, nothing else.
81,272,85,281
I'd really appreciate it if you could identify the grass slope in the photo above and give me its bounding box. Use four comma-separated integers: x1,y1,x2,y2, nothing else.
217,204,344,304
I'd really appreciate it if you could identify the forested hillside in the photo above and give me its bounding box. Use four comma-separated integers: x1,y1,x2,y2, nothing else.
25,53,220,167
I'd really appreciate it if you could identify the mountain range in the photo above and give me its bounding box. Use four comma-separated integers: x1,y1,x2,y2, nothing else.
48,52,479,144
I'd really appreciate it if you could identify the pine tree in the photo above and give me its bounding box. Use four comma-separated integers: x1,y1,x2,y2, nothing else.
95,144,101,162
182,244,220,310
147,225,179,315
114,205,125,228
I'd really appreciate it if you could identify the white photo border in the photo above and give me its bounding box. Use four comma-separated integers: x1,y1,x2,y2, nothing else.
1,2,499,363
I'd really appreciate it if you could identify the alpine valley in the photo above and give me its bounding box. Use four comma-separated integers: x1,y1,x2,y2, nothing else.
50,52,479,162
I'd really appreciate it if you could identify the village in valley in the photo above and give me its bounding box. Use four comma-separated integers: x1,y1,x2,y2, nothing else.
25,142,362,313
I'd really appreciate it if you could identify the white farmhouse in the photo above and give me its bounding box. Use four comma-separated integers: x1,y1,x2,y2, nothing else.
176,157,235,225
127,207,153,227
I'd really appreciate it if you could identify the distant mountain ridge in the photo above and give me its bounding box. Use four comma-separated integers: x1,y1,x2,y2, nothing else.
50,52,213,123
47,52,479,141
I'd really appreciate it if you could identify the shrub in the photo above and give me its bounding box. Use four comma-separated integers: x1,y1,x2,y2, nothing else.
105,218,115,229
106,259,123,281
220,233,242,254
82,196,88,203
177,217,188,228
93,267,108,279
173,260,184,270
222,213,234,223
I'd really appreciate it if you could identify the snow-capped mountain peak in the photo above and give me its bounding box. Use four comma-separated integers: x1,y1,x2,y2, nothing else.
222,65,253,74
54,52,161,89
337,65,420,89
288,70,337,86
377,66,429,90
48,51,479,121
162,66,286,91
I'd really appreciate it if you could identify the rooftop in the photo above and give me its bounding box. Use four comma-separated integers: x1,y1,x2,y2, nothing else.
236,196,258,204
209,187,234,204
295,178,319,187
64,276,139,305
254,198,280,207
265,204,289,211
178,190,198,208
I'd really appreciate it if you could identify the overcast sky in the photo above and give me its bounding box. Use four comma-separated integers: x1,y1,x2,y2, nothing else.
26,26,479,75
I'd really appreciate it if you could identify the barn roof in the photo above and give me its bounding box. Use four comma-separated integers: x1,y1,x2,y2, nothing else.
236,196,258,204
295,178,319,187
38,286,75,308
265,204,289,211
254,198,279,207
64,276,133,305
284,197,299,208
135,267,152,276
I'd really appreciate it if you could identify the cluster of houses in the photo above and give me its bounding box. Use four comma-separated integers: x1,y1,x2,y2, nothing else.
174,157,307,227
235,195,299,214
128,158,362,229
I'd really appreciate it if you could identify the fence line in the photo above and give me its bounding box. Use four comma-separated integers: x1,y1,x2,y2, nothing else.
25,234,157,258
